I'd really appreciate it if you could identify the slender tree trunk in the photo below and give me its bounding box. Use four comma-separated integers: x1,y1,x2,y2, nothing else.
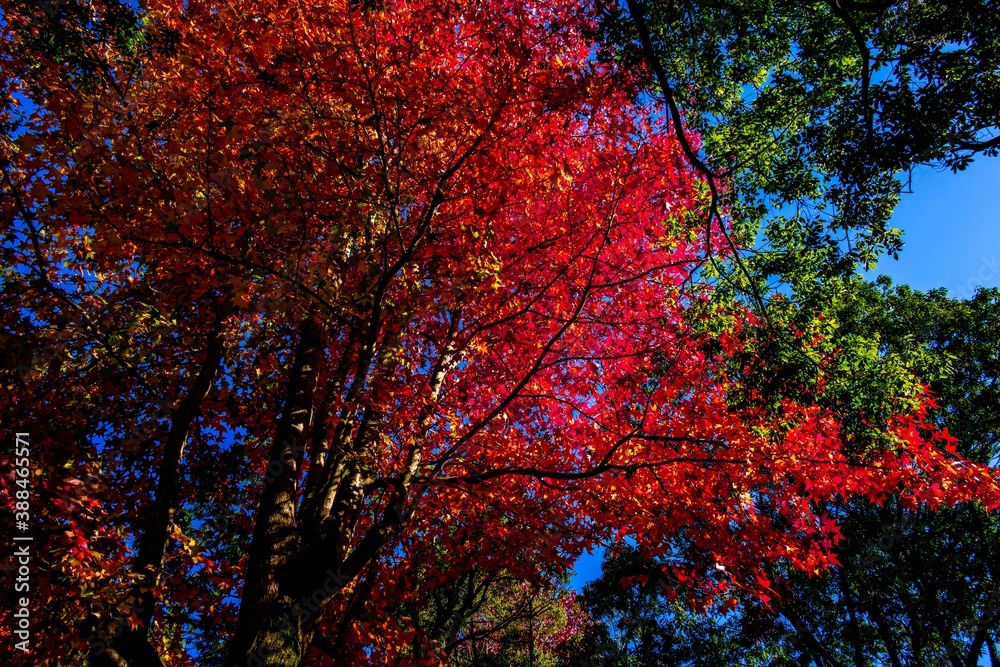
782,608,847,667
860,595,903,667
837,567,868,667
88,321,226,667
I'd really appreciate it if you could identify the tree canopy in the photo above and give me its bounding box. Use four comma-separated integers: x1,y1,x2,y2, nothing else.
1,1,998,666
604,0,1000,292
575,284,1000,667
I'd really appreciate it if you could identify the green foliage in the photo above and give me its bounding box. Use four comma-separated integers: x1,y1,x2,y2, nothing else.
3,0,177,88
705,275,936,456
848,283,1000,462
602,0,1000,289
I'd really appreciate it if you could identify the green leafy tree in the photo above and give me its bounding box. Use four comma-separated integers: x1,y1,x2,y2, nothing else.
602,0,1000,291
570,546,789,667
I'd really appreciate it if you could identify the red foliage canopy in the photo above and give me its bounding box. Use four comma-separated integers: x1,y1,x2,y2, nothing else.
1,0,997,664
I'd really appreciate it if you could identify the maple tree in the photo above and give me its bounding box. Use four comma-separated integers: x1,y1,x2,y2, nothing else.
1,1,999,666
574,284,1000,667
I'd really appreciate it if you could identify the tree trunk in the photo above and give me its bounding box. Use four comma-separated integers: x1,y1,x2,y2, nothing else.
88,321,226,667
837,567,868,667
227,319,321,667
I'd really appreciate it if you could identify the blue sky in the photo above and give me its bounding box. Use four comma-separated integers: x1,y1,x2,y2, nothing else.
570,156,1000,592
871,158,1000,296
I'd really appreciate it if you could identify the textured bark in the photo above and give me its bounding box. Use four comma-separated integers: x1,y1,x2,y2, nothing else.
228,319,322,667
